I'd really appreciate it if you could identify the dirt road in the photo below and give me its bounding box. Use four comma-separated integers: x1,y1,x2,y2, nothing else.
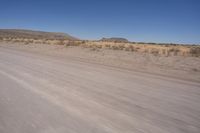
0,45,200,133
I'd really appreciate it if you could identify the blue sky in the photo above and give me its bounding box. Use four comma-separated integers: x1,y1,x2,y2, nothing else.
0,0,199,44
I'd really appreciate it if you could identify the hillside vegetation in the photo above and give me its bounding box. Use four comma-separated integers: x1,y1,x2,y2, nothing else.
0,29,78,40
0,29,199,57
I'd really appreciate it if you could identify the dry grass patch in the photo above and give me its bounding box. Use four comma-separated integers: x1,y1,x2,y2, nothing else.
1,37,199,57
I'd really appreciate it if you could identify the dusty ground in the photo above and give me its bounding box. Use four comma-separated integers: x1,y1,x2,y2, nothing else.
1,42,200,81
0,42,200,133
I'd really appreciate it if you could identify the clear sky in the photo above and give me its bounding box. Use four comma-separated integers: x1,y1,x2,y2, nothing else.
0,0,199,44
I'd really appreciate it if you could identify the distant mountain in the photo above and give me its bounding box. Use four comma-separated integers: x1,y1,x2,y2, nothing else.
100,37,129,43
0,29,78,40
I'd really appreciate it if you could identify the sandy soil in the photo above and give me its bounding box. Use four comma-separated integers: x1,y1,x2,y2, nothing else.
0,42,200,133
0,42,200,82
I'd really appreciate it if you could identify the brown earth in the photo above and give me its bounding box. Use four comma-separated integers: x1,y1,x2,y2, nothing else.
0,42,200,133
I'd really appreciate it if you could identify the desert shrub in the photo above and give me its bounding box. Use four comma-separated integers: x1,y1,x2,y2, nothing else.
124,47,130,51
96,45,102,49
57,40,65,45
90,46,100,51
168,48,180,56
190,47,200,57
6,37,12,41
81,40,86,44
169,43,178,46
88,44,94,48
14,39,20,43
65,41,81,46
83,43,90,48
134,47,140,52
161,49,166,55
118,44,125,50
105,44,111,48
151,49,159,55
90,47,97,51
148,42,156,45
26,40,33,44
144,49,149,53
112,45,120,50
174,49,180,56
169,48,178,52
138,42,145,44
24,41,29,45
128,45,135,52
90,43,98,48
164,45,170,47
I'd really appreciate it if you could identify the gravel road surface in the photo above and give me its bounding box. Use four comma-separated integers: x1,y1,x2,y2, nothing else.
0,46,200,133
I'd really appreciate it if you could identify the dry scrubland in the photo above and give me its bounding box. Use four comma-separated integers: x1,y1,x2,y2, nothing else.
1,41,200,133
0,37,200,57
1,37,200,82
1,30,200,133
0,29,199,81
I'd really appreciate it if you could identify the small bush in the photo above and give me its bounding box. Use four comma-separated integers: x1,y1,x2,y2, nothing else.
57,40,65,45
112,45,120,50
168,48,180,56
105,44,111,48
190,47,200,57
128,45,135,52
118,44,125,50
124,47,130,51
151,49,159,55
24,41,29,45
65,41,81,46
81,40,86,44
144,49,149,53
96,45,102,49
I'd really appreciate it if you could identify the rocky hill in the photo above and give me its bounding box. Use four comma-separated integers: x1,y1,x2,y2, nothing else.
100,37,129,43
0,29,78,40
